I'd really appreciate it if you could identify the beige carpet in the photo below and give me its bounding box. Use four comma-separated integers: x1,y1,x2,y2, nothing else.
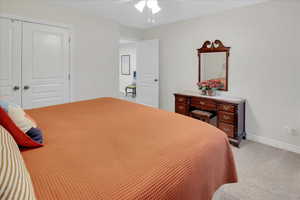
213,141,300,200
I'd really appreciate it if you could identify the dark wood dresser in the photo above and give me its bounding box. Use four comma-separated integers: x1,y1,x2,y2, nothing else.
174,91,246,147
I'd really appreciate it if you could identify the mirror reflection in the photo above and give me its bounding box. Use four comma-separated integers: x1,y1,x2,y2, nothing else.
201,52,227,89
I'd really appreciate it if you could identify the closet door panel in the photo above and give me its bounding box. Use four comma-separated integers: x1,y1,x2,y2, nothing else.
22,22,70,109
0,18,22,105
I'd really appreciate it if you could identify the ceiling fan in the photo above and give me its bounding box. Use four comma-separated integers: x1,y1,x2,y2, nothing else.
109,0,162,23
66,0,236,23
112,0,226,14
112,0,163,23
134,0,161,14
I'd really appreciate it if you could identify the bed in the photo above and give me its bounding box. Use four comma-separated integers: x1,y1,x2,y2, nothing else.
22,98,237,200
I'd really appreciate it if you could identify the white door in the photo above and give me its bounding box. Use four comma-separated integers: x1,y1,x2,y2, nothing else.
0,18,22,105
22,22,70,109
136,39,159,108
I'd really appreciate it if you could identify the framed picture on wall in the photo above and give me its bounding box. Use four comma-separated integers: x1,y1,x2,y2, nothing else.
121,55,131,75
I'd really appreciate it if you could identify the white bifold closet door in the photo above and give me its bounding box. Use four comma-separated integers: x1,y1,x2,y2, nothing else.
22,22,70,109
0,18,70,109
0,18,22,105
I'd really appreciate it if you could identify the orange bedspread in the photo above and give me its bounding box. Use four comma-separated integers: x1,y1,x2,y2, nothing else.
22,98,237,200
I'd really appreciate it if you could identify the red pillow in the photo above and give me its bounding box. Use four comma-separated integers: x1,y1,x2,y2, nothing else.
0,107,43,148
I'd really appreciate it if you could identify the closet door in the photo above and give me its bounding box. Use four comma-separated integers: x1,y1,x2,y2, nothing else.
0,18,22,105
22,22,70,109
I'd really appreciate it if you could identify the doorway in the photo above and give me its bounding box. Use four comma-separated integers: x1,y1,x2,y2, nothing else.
118,39,160,108
119,42,137,101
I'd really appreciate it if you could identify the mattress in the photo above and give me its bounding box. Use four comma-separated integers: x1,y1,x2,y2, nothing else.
22,98,237,200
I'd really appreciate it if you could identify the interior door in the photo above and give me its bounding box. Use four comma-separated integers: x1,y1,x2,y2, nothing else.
22,22,70,109
136,39,159,108
0,18,22,105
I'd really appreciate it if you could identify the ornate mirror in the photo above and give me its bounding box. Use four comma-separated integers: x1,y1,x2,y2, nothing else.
198,40,230,91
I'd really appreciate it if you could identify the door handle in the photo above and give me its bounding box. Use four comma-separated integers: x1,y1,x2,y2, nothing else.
154,79,159,82
24,86,30,90
13,86,20,91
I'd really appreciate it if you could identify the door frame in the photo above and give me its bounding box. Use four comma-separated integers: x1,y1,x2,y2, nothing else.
0,13,75,102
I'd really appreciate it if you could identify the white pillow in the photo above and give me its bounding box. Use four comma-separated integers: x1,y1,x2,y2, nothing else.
7,105,37,133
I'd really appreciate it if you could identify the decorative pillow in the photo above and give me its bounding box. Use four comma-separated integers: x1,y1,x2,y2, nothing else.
26,128,43,144
0,107,43,148
0,125,37,200
25,113,38,126
0,99,43,146
0,100,38,133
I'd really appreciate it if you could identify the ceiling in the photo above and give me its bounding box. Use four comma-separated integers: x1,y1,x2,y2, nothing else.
50,0,270,29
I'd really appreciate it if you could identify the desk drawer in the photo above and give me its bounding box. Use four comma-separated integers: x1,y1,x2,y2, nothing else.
175,95,188,104
218,111,235,124
219,123,235,137
191,98,217,111
218,104,235,113
175,103,188,115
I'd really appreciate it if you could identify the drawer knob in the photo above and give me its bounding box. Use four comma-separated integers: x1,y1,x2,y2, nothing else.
223,115,230,120
200,101,205,105
223,105,230,110
179,106,184,109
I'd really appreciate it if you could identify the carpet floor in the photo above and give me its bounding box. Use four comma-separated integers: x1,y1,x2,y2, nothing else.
213,141,300,200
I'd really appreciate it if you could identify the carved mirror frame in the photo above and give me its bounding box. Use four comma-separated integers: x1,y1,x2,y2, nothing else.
197,40,230,91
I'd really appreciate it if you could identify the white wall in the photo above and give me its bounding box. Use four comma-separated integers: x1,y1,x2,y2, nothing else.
0,0,120,101
119,25,143,42
119,43,137,93
143,0,300,148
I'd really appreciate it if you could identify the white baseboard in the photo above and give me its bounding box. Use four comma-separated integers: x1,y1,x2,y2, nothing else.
247,133,300,154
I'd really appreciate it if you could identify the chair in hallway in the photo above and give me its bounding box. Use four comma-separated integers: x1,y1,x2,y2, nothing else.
125,84,136,97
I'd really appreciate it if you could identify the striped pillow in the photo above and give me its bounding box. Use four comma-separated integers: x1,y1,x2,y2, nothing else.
0,125,37,200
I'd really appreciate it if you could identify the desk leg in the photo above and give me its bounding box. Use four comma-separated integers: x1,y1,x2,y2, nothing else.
243,132,247,140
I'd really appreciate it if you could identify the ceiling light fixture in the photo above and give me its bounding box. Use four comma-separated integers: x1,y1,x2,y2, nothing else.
135,0,161,14
135,0,146,13
151,4,161,14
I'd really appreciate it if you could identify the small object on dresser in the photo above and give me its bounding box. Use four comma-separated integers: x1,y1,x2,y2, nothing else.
207,89,216,96
197,80,223,96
